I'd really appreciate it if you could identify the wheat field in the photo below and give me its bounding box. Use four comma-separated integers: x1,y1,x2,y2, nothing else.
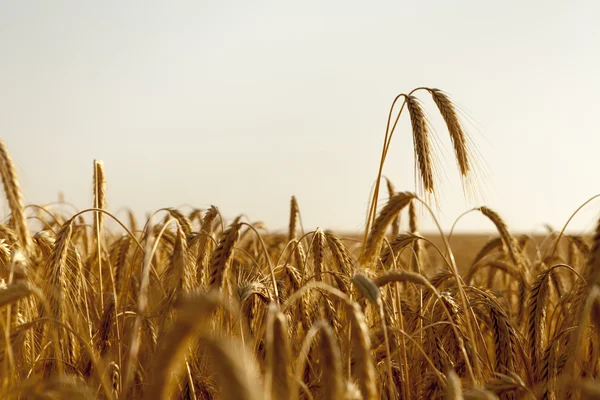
0,88,599,399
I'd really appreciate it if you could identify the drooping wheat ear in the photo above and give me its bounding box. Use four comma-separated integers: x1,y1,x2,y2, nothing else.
265,306,292,400
470,236,505,267
319,322,344,399
465,259,523,285
188,207,202,225
311,229,325,281
373,270,436,293
0,139,31,249
288,196,299,242
325,231,353,275
167,208,192,237
379,232,422,268
479,207,525,272
360,192,415,268
406,96,434,195
385,177,400,236
0,281,32,307
352,273,381,305
196,205,219,285
346,301,378,400
527,268,551,382
34,230,55,258
428,89,471,177
208,222,242,290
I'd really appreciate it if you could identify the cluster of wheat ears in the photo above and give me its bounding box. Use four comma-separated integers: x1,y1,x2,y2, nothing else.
0,88,599,400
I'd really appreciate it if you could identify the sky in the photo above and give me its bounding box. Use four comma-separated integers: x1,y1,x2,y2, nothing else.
1,1,599,234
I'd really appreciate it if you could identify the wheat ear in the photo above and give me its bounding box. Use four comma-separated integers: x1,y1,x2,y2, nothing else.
360,192,414,268
406,95,434,195
0,140,31,249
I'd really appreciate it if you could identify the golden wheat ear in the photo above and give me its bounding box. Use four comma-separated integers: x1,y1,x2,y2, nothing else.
196,205,219,285
366,88,477,243
406,95,435,196
288,196,299,242
311,229,325,281
265,305,292,400
478,206,525,272
0,139,31,250
428,89,471,176
427,88,483,196
92,160,106,235
346,301,378,400
360,192,415,268
317,322,344,399
208,221,242,290
92,159,107,309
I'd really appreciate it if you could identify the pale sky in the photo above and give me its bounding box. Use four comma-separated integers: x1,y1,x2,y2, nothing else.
1,1,599,233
